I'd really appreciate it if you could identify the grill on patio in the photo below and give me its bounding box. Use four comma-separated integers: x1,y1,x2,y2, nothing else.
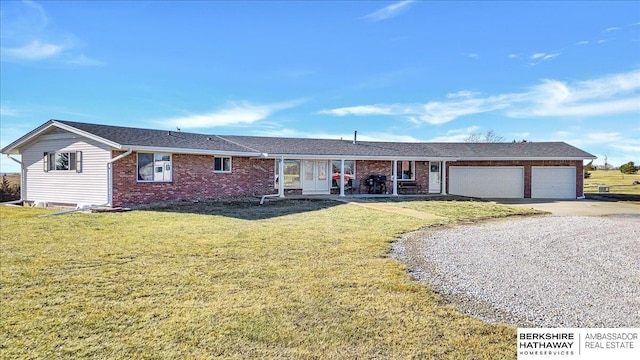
365,175,387,194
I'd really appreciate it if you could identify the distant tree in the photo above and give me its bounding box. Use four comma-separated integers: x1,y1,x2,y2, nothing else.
0,175,20,202
464,130,505,143
620,161,638,174
584,160,594,179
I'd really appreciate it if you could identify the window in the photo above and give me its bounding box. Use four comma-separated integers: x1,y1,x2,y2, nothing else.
275,160,301,188
214,156,232,173
395,160,415,180
331,160,355,188
44,151,82,172
138,152,172,182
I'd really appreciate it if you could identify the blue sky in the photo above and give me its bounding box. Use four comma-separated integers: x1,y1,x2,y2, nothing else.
1,0,639,173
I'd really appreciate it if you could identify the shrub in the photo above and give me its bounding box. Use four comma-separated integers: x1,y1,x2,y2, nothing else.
620,161,638,175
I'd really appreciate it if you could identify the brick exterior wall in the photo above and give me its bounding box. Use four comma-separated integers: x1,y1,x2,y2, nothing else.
110,153,584,205
445,160,584,198
111,151,276,206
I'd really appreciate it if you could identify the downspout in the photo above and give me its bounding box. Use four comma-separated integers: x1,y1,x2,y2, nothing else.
107,149,133,206
1,155,25,205
260,156,285,205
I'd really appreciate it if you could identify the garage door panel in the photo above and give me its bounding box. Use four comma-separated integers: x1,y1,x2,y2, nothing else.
532,166,576,199
449,167,524,198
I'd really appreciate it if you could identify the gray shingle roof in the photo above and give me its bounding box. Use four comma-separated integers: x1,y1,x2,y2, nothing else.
2,119,596,160
55,120,257,154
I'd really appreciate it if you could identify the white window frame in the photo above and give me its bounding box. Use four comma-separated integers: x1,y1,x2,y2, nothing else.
275,159,301,189
44,151,82,173
395,160,415,181
214,156,232,173
331,160,356,188
137,152,172,182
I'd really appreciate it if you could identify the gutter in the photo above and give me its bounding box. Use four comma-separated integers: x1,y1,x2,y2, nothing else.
106,149,133,206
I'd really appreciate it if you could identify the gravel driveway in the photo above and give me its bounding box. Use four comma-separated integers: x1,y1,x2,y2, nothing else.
392,215,640,327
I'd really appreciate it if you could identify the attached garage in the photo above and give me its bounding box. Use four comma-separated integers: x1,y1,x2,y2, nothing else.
531,166,576,199
449,166,524,198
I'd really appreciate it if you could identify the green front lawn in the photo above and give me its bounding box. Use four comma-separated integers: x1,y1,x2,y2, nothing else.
585,169,640,195
1,200,540,359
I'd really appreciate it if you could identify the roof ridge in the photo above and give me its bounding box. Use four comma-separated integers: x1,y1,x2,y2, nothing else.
214,135,263,154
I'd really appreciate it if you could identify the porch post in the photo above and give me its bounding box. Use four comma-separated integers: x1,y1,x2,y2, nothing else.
392,160,398,196
440,160,448,195
278,157,285,197
339,159,345,197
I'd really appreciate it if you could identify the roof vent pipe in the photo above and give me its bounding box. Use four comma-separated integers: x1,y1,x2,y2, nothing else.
353,130,357,145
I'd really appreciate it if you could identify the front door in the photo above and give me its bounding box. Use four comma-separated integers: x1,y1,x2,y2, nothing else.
302,160,330,194
429,161,441,193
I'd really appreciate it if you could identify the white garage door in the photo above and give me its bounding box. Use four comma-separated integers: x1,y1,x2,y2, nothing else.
532,166,576,199
449,167,524,198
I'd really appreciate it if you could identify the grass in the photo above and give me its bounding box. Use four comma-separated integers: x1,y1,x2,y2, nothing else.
585,169,640,195
1,199,541,359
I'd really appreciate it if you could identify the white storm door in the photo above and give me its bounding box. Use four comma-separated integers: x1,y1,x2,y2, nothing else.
302,160,330,194
429,161,441,193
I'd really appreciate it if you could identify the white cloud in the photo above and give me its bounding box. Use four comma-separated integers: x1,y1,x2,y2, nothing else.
447,90,480,99
466,53,479,59
576,40,589,45
159,100,303,129
508,53,519,59
319,105,396,116
604,27,620,32
0,1,101,65
510,70,640,117
0,105,20,117
362,0,414,21
321,69,640,125
531,52,560,60
410,96,511,125
611,141,640,154
252,128,420,143
428,126,481,142
1,39,64,60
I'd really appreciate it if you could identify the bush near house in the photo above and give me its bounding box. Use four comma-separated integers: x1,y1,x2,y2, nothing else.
0,174,20,202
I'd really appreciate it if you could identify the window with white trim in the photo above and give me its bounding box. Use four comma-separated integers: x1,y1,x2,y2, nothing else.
275,160,301,188
331,160,355,188
44,151,82,172
214,156,232,173
138,152,172,182
395,160,415,180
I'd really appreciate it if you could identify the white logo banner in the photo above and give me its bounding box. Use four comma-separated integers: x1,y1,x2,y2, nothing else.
517,328,639,359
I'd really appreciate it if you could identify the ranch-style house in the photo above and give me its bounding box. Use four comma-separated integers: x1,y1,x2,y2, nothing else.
1,120,596,207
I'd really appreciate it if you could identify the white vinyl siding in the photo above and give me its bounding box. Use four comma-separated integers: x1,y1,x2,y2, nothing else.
449,166,524,198
531,166,576,199
21,131,111,205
